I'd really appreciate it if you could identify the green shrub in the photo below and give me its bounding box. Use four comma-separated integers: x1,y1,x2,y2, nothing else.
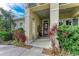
18,28,25,34
0,31,13,41
57,25,79,55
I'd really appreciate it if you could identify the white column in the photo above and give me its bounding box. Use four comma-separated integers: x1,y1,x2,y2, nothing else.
50,3,59,29
25,4,32,44
49,3,59,48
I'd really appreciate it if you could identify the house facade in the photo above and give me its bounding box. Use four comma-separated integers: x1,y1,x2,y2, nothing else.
59,3,79,25
25,3,59,43
13,18,25,30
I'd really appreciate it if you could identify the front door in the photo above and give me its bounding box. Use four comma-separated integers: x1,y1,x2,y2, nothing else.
42,20,49,37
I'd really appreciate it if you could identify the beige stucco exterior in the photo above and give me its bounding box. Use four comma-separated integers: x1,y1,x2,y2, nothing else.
30,10,40,39
25,8,41,43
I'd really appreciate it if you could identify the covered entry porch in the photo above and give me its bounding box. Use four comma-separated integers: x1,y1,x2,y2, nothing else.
25,3,59,48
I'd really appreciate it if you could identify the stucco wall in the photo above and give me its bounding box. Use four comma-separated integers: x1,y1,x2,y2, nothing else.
30,11,40,40
25,8,41,43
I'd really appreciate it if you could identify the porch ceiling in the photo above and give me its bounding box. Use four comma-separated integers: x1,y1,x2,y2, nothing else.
35,9,50,19
30,4,50,12
59,3,79,9
30,4,50,19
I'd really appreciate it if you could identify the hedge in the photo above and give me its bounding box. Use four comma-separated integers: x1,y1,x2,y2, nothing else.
57,25,79,55
0,31,13,41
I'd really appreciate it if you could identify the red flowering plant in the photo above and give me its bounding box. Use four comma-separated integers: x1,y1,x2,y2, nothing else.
13,28,27,46
48,24,60,54
62,32,69,38
48,24,57,36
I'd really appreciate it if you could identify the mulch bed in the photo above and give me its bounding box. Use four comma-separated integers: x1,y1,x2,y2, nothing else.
17,44,33,49
22,45,33,49
42,48,71,56
42,48,60,56
42,48,54,56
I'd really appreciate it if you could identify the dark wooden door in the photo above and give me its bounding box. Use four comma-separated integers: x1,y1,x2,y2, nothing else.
43,21,48,37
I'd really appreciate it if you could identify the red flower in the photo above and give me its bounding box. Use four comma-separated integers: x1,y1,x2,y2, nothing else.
19,34,27,43
13,29,27,43
62,32,68,38
48,24,58,38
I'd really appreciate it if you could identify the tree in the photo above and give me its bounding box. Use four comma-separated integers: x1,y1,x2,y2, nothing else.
0,8,15,32
0,16,4,31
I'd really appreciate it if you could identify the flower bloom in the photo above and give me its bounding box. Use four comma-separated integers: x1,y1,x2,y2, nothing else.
62,32,68,38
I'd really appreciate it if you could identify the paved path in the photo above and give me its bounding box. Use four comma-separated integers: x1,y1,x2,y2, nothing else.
0,37,50,56
0,45,45,56
30,37,50,48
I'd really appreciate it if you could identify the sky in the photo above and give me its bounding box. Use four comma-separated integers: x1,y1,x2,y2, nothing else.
0,3,25,18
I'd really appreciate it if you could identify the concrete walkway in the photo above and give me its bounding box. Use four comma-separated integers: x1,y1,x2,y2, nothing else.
30,37,50,48
0,37,50,56
0,45,45,56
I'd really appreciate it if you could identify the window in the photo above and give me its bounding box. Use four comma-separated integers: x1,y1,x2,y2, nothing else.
73,18,78,25
59,20,63,25
19,22,23,28
14,23,18,29
66,20,71,25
